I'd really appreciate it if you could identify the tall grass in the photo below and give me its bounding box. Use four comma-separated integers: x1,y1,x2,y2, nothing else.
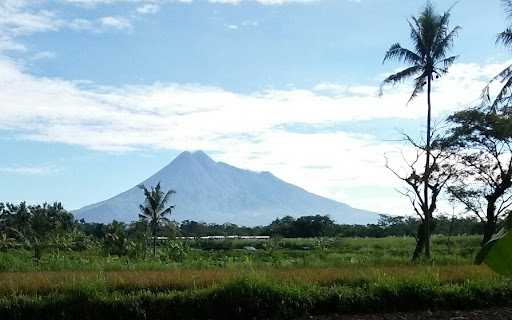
0,276,511,320
0,265,501,296
0,236,483,272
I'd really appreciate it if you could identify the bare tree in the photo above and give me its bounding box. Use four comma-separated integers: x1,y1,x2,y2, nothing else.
386,130,455,260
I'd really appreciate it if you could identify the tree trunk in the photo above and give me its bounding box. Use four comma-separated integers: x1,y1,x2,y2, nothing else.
482,200,498,245
153,227,157,258
412,221,426,261
423,74,433,260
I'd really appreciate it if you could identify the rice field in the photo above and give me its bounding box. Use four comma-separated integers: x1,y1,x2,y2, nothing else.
0,236,509,319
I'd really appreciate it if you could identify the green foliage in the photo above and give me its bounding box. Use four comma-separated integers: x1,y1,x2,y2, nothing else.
138,182,175,257
103,221,130,257
0,277,510,320
0,202,75,262
269,215,336,238
477,230,512,277
0,235,483,272
381,3,459,102
476,217,512,277
446,108,512,245
160,240,189,262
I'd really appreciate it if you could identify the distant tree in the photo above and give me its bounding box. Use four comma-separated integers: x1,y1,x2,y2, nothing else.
269,216,296,237
381,3,460,260
138,182,176,257
0,202,74,262
179,220,209,237
377,215,419,237
445,108,512,245
78,220,108,240
294,215,336,238
103,220,129,256
127,220,149,259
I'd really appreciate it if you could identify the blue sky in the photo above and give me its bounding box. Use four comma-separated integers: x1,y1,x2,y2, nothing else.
1,0,511,218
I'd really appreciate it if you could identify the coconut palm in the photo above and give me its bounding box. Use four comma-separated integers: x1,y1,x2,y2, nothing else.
138,183,176,257
381,3,460,259
483,0,512,109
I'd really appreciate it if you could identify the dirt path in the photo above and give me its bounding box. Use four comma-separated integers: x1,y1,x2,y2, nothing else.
303,307,512,319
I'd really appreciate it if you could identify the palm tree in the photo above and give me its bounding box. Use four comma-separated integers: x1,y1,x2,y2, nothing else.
139,182,176,257
483,0,512,109
381,3,460,259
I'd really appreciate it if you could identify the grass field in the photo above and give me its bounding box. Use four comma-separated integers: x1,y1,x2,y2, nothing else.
0,235,482,272
0,236,509,319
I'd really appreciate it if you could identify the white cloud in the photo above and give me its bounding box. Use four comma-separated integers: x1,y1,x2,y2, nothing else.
0,1,63,52
0,1,135,54
0,56,508,215
136,4,160,14
99,16,132,30
209,0,318,4
31,50,56,60
68,16,133,32
241,20,259,27
0,165,60,176
62,0,307,5
68,18,94,31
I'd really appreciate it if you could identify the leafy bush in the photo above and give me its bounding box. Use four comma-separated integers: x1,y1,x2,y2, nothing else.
161,241,189,262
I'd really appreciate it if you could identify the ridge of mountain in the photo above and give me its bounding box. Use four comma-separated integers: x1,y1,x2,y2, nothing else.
75,151,381,226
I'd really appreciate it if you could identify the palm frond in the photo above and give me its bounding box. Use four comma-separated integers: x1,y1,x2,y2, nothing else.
503,0,512,19
381,65,422,93
492,75,512,111
409,19,426,57
482,63,512,108
383,43,422,64
497,28,512,47
432,26,461,60
433,10,451,44
156,190,175,214
407,75,428,104
438,55,458,70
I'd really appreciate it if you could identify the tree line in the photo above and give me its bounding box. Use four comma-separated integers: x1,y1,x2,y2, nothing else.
0,198,489,260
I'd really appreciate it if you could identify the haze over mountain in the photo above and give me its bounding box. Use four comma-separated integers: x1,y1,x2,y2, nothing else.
75,151,381,226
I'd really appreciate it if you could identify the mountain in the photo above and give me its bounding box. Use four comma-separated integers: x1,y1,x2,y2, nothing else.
74,151,381,226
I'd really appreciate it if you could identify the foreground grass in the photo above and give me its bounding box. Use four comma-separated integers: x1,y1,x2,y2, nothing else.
0,274,511,320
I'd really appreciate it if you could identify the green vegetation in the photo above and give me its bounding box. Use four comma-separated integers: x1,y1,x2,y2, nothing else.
0,221,501,317
1,270,511,320
0,236,510,319
138,183,176,257
0,235,483,272
0,200,509,318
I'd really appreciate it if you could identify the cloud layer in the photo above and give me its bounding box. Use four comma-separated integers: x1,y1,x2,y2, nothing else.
0,55,508,214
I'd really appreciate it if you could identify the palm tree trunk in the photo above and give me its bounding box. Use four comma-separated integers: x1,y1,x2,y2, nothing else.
424,74,432,260
153,227,157,257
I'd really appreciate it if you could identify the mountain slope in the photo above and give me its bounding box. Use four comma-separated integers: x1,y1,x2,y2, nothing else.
75,151,381,226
